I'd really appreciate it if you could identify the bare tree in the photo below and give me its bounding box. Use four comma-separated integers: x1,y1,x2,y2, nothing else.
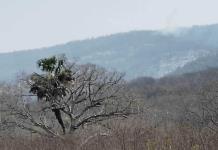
7,56,134,137
197,81,218,132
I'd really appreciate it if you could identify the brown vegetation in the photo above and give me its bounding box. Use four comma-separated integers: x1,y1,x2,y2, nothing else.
0,120,217,150
0,56,218,149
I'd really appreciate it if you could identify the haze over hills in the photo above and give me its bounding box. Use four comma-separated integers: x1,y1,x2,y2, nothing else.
2,24,218,81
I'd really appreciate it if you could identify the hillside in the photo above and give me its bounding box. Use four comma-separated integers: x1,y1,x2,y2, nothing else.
2,24,218,81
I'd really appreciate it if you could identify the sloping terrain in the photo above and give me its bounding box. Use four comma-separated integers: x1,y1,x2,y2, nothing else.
1,24,218,81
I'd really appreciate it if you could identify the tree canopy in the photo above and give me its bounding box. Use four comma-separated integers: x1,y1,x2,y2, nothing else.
9,55,134,137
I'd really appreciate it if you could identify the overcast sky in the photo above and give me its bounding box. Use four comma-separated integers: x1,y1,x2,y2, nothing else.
0,0,218,52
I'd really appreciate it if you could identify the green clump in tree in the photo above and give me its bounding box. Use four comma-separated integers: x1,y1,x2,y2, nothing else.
12,55,134,137
29,56,73,134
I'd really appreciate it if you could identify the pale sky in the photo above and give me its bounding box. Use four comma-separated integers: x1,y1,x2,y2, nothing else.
0,0,218,52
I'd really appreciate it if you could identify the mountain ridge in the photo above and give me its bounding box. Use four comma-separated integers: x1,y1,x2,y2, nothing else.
1,24,218,81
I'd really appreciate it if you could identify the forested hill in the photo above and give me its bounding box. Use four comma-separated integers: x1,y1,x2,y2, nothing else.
2,24,218,81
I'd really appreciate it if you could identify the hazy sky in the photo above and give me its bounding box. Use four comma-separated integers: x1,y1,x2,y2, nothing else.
0,0,218,52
